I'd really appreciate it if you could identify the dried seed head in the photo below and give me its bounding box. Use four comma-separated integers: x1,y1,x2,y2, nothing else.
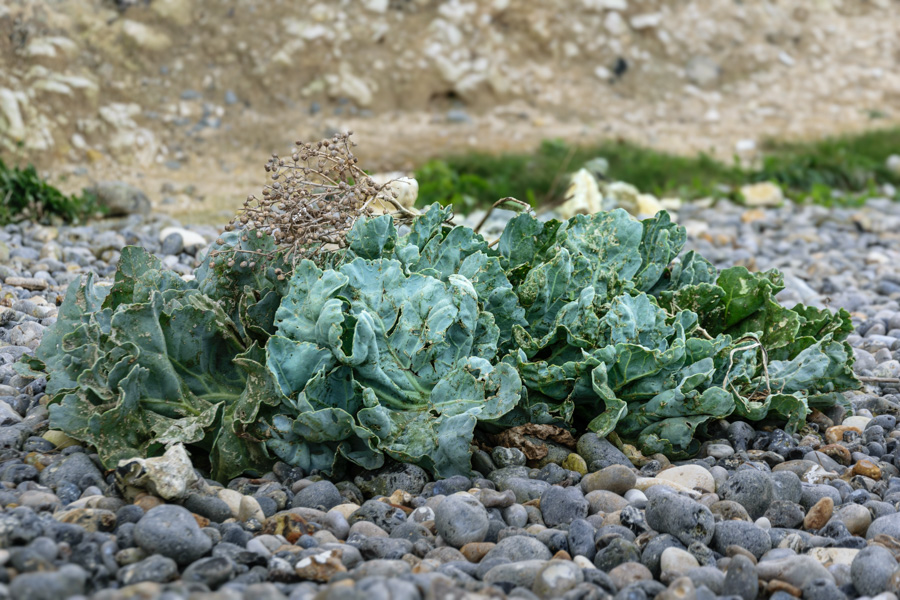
223,131,399,269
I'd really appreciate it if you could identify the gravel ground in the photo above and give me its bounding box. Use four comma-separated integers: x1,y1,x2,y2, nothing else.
2,198,900,600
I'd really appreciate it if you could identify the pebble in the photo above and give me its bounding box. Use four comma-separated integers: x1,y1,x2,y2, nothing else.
581,464,636,494
804,496,835,530
660,547,700,575
133,505,213,565
540,485,588,526
482,535,552,562
837,503,872,536
293,480,343,511
645,490,715,546
851,545,898,596
531,559,583,598
608,561,653,590
117,553,179,585
718,468,775,520
757,555,835,589
656,464,716,493
723,554,758,600
712,520,771,558
8,564,87,600
482,559,546,587
434,492,490,548
867,511,900,539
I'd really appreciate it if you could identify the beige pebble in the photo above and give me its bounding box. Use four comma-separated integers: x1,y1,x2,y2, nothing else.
656,465,716,493
660,547,700,575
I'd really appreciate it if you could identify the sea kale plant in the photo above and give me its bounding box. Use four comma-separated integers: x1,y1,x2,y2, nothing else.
20,147,860,483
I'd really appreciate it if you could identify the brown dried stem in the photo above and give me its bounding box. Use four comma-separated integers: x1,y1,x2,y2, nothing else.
209,131,403,272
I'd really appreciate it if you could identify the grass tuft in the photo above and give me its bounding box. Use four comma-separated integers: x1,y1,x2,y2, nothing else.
0,158,102,225
415,127,900,211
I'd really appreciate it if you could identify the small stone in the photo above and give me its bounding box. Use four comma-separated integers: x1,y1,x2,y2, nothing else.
867,512,900,539
718,469,774,520
532,560,584,598
768,580,803,597
576,434,632,470
837,503,871,536
3,277,47,291
608,561,652,590
499,477,551,503
483,560,547,588
660,547,700,575
216,488,242,517
656,465,716,493
764,501,805,529
723,554,758,600
482,535,552,563
55,508,116,533
635,477,701,497
116,444,199,501
295,548,347,582
640,533,684,578
712,521,771,559
134,494,166,513
434,493,490,548
471,488,516,509
825,425,861,444
705,444,735,459
658,577,698,600
354,463,429,497
460,542,495,563
851,459,882,480
646,490,715,546
804,497,834,530
238,495,265,522
767,470,798,500
347,520,388,539
182,493,232,523
756,555,833,589
740,182,783,207
884,154,900,176
581,464,636,495
492,446,527,468
134,505,213,565
807,547,859,568
9,564,87,599
562,453,588,475
802,577,848,600
39,452,104,490
117,553,178,585
583,491,627,516
540,485,588,527
349,499,407,534
594,537,641,571
851,545,898,596
293,480,343,511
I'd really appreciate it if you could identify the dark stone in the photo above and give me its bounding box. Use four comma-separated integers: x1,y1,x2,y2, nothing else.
593,538,640,571
292,480,343,511
181,556,235,589
349,499,408,534
117,554,179,585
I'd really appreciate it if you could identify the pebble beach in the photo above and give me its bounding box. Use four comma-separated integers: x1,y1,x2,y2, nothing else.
2,197,900,600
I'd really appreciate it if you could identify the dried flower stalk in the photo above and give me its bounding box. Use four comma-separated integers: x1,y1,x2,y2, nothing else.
209,131,416,272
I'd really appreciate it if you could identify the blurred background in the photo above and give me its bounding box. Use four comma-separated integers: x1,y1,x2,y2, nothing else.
1,0,899,224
